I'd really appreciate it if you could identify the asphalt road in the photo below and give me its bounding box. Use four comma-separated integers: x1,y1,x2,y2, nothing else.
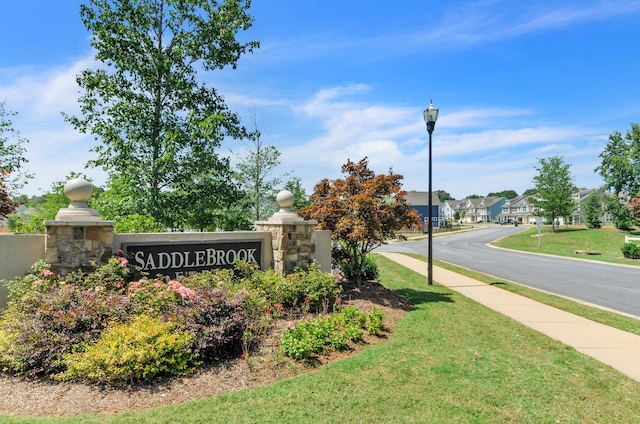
376,225,640,317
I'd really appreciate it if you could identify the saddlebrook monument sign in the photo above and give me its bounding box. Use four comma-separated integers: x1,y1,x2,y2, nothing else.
122,240,263,278
39,178,329,279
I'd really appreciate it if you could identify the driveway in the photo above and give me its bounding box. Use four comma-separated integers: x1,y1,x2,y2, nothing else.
376,226,640,317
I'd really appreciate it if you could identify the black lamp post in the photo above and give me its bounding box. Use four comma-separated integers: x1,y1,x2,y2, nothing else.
423,100,439,285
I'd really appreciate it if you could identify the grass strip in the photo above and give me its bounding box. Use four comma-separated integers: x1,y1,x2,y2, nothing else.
492,226,640,266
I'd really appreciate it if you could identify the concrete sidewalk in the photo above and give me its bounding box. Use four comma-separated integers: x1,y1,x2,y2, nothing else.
377,252,640,383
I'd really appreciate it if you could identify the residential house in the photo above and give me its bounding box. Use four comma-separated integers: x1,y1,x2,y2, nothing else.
449,197,506,223
571,189,613,225
439,199,455,226
500,195,537,224
405,191,441,231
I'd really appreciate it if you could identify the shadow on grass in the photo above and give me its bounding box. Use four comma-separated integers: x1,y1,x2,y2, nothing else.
490,281,507,286
553,227,589,233
393,288,454,307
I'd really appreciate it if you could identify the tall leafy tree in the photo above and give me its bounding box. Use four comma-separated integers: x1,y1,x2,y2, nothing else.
65,0,259,228
583,191,603,229
234,125,288,221
603,192,637,230
0,101,32,205
301,158,420,287
531,156,577,232
596,123,640,229
597,124,640,195
0,178,13,219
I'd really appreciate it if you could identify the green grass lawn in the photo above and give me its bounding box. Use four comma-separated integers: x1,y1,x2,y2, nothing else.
493,225,640,266
5,256,640,423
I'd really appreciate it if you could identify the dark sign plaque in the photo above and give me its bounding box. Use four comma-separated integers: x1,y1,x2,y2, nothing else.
123,240,262,279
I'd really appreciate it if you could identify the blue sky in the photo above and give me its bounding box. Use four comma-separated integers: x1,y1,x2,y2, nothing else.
2,1,640,199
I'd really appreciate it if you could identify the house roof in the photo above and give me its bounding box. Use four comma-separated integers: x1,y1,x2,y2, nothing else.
504,195,530,207
573,189,594,199
446,196,503,209
405,191,441,206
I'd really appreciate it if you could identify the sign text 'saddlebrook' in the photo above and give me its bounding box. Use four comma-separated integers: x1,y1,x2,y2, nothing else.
123,241,262,278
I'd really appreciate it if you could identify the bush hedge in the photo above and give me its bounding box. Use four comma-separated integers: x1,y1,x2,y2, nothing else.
621,242,640,259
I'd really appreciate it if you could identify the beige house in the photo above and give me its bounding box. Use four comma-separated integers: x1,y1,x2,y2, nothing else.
448,197,506,224
499,195,538,224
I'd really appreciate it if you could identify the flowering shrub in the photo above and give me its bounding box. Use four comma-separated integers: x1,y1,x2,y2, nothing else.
78,256,144,291
165,288,247,361
56,315,196,384
0,284,132,375
0,257,370,382
2,260,57,300
126,279,196,315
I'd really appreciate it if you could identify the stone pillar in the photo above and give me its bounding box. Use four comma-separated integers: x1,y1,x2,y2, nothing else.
44,178,116,275
255,190,319,275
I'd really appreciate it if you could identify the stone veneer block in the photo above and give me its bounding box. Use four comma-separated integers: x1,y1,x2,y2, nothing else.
57,226,73,237
45,221,116,275
86,226,101,240
44,247,58,263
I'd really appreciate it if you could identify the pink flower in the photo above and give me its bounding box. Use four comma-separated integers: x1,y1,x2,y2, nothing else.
41,269,54,277
128,280,143,291
154,282,164,289
167,280,196,299
286,321,297,331
168,280,182,290
177,286,196,300
117,257,129,268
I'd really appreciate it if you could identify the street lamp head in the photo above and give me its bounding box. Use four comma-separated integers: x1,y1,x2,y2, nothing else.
423,100,439,123
423,100,439,133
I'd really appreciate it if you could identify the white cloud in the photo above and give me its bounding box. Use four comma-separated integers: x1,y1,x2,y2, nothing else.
247,1,640,64
397,0,640,52
0,54,105,195
265,85,607,198
0,55,96,119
